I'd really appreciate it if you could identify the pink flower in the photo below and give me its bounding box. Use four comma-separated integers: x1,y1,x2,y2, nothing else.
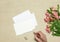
45,12,51,17
45,25,51,33
45,12,54,22
59,16,60,19
52,11,59,19
49,17,54,21
44,16,50,23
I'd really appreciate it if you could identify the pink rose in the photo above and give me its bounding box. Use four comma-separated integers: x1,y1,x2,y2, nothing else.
45,12,51,17
44,16,50,23
52,11,59,19
45,25,51,33
59,16,60,19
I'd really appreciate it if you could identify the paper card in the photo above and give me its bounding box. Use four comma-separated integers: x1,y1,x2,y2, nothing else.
13,13,37,35
13,10,33,23
14,19,36,35
12,10,37,35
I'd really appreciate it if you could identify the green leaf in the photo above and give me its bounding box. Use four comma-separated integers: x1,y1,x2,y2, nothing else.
50,20,57,31
52,32,60,36
55,25,60,31
47,8,52,14
50,8,52,12
50,20,60,36
57,4,60,16
55,31,60,34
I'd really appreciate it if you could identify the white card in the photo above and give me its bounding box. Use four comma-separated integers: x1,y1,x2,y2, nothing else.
13,10,37,35
13,10,33,23
14,19,36,35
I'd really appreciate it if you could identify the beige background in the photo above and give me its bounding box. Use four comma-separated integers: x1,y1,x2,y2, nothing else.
0,0,60,42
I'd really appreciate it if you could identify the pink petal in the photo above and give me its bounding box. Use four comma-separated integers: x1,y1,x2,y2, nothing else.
59,16,60,19
46,17,50,22
45,12,51,17
46,25,51,33
44,17,50,23
44,18,47,22
46,28,50,33
52,11,59,19
49,17,54,21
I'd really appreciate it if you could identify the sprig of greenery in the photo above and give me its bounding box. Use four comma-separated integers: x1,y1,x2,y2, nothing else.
50,20,60,36
47,8,52,14
57,4,60,16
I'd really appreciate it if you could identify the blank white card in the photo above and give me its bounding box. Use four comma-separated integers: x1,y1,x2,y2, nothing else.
13,10,37,35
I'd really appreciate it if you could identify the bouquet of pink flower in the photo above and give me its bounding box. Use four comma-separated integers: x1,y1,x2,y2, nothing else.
44,5,60,36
